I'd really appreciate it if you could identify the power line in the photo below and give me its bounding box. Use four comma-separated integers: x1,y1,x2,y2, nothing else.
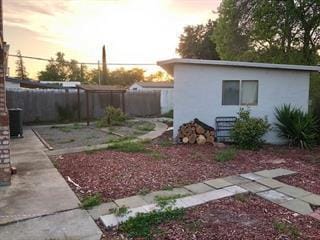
8,54,157,66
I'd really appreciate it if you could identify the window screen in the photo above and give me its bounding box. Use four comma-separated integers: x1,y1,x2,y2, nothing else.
241,80,258,105
222,80,240,105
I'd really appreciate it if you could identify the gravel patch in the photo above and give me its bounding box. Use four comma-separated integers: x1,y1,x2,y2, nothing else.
34,124,117,149
34,121,156,150
54,132,320,202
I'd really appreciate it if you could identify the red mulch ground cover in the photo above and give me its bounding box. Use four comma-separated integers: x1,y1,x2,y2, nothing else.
53,132,320,201
100,194,320,240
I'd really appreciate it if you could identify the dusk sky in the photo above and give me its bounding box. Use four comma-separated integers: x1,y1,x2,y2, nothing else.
4,0,221,78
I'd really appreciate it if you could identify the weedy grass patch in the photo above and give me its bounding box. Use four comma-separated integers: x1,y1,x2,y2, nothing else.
119,208,185,239
215,148,237,162
108,140,149,153
79,194,102,209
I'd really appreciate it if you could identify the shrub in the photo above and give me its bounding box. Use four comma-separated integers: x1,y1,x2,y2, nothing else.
56,103,78,123
97,106,127,127
274,104,318,149
215,148,237,162
162,110,173,119
231,108,270,150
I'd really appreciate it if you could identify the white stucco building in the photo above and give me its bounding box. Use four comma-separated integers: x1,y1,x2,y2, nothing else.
158,58,320,144
129,82,173,114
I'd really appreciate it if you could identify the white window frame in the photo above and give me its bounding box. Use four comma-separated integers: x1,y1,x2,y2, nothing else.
222,80,259,106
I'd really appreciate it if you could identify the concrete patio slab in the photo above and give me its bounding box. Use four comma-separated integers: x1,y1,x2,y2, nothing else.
88,202,118,220
239,182,270,193
280,199,313,215
0,129,101,239
115,195,148,208
254,168,296,178
255,177,288,189
301,194,320,206
0,209,101,240
142,188,191,204
0,130,80,225
204,178,233,189
277,186,312,199
184,182,214,194
257,190,293,204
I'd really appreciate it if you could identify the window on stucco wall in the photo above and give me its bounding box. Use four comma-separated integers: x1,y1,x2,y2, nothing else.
222,80,258,106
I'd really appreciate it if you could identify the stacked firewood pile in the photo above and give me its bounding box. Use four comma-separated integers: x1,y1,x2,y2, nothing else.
177,118,215,144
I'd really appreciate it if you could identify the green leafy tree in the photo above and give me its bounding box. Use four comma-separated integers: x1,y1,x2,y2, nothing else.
108,67,145,86
213,0,251,61
38,52,88,82
213,0,320,65
15,50,28,80
145,71,173,82
177,19,220,59
85,67,145,86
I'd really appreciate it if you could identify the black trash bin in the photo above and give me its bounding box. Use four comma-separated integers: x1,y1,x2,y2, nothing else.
9,108,23,137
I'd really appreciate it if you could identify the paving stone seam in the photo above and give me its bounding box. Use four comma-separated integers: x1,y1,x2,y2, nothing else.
0,207,80,227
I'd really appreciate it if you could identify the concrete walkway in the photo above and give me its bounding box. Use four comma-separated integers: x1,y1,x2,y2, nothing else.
0,129,102,240
98,168,320,228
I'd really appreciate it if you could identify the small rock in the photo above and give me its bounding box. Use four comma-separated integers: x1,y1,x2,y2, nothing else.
215,142,226,148
269,158,286,164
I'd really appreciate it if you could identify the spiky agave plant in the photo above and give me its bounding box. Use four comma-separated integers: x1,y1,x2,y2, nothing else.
274,104,319,149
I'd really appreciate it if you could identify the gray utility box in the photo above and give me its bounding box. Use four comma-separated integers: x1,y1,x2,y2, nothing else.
9,108,23,137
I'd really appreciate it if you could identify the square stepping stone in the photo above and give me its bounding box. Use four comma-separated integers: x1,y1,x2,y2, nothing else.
239,182,270,193
240,173,263,181
199,189,234,202
254,168,296,178
100,214,119,228
280,199,313,215
257,190,293,204
115,195,148,208
301,194,320,206
255,178,288,189
277,186,311,199
223,175,251,185
223,185,248,194
204,178,233,189
88,202,117,220
184,183,214,194
142,188,191,204
177,195,206,208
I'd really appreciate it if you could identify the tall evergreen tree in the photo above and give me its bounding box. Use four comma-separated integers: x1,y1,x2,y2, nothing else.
15,50,28,80
102,45,108,85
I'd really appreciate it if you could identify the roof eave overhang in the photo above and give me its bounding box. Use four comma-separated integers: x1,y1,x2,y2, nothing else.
157,58,320,76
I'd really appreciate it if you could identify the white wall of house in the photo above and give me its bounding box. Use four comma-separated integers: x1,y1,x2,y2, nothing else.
173,64,310,144
129,84,174,114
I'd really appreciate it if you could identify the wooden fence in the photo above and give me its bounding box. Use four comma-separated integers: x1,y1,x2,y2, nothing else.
6,89,161,123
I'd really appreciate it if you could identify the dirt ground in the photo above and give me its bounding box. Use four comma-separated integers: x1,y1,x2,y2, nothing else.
34,120,155,150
